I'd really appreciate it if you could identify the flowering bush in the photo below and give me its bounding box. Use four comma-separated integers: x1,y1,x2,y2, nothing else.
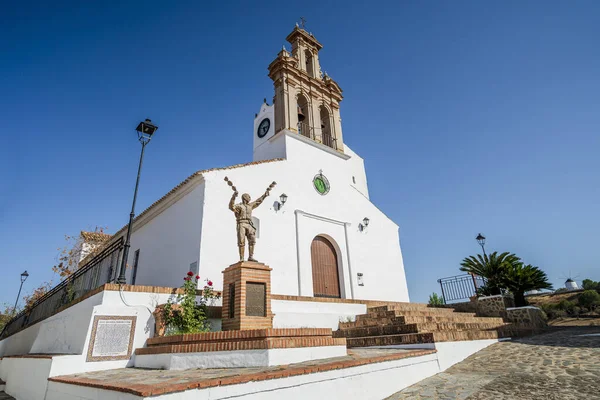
162,273,220,335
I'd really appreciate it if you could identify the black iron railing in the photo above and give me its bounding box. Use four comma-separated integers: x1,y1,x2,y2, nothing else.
437,273,486,304
0,239,123,339
297,122,337,150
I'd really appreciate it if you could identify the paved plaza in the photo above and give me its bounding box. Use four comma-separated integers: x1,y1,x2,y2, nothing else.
387,327,600,400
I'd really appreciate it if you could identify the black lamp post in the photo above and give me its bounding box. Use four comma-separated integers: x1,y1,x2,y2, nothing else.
116,119,158,285
13,270,29,314
476,233,487,257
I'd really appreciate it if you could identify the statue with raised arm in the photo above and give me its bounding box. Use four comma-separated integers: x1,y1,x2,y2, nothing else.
225,177,277,262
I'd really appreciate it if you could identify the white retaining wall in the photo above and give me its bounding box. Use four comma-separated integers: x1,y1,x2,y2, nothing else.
272,299,365,330
45,352,440,400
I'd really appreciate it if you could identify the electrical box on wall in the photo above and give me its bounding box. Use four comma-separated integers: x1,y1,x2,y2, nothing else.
357,273,364,286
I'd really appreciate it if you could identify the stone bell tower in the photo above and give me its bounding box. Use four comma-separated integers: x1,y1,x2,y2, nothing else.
267,25,345,153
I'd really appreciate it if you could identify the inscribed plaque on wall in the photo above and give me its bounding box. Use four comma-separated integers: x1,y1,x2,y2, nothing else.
246,282,266,317
86,315,137,362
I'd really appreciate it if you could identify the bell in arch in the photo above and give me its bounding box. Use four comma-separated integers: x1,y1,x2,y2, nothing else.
297,106,306,122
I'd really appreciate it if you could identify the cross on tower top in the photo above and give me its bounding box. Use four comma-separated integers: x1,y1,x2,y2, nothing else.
300,17,306,29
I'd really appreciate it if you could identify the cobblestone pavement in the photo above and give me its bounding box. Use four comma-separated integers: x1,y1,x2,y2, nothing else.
387,327,600,400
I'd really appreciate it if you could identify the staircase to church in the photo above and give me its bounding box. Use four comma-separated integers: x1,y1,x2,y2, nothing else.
334,303,511,347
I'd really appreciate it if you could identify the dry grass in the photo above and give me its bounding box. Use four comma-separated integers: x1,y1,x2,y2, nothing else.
548,317,600,327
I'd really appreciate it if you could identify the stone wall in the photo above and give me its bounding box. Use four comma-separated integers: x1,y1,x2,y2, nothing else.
476,295,515,318
506,306,547,329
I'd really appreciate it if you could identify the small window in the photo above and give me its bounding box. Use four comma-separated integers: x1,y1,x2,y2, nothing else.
189,261,198,275
252,216,260,239
131,249,140,285
352,176,356,184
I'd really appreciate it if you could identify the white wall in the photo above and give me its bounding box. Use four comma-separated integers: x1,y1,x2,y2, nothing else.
45,352,440,400
199,133,409,302
272,300,365,330
124,182,205,288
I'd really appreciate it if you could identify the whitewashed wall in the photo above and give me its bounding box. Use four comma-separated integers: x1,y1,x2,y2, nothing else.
124,182,205,288
199,132,409,302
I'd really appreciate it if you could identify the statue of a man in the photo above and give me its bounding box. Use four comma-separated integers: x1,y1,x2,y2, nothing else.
226,178,276,262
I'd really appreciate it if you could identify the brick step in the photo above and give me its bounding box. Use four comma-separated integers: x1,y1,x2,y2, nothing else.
339,314,504,329
346,330,506,348
334,323,420,338
334,321,508,339
368,305,457,313
360,309,477,320
137,336,347,355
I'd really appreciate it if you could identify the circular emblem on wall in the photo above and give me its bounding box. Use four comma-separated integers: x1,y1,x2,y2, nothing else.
257,118,270,138
313,172,330,195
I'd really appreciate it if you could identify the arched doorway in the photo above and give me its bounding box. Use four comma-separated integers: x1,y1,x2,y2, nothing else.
311,236,341,298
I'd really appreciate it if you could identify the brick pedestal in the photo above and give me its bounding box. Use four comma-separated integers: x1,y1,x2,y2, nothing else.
222,262,273,331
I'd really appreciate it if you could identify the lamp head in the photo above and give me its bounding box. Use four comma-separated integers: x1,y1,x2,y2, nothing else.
21,270,29,283
135,119,158,142
476,233,486,246
280,193,288,205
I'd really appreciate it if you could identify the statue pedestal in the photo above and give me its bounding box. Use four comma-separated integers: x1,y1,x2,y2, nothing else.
222,261,273,331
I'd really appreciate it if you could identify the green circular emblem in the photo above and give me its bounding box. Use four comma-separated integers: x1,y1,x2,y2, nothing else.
313,173,330,195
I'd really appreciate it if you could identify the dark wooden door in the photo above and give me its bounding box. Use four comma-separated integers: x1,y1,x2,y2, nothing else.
311,236,341,298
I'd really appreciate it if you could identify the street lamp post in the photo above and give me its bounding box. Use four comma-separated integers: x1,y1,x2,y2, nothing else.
13,271,29,314
116,119,158,285
476,233,487,257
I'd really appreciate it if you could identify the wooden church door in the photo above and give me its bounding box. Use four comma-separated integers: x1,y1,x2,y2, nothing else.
311,236,341,298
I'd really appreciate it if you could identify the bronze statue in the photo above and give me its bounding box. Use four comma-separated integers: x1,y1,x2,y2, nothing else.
225,177,277,262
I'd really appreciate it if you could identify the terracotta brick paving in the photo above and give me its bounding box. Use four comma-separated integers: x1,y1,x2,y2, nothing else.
49,348,435,397
387,327,600,400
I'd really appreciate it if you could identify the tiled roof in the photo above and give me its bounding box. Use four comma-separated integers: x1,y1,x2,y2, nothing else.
108,158,284,242
80,231,111,243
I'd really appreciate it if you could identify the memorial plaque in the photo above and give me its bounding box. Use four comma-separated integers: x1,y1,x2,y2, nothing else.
246,282,266,317
229,283,236,318
86,316,137,362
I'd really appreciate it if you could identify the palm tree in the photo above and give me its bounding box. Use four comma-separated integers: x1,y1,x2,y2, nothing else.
503,263,553,307
460,252,522,295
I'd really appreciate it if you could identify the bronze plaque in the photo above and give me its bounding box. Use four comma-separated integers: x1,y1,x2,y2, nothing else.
246,282,266,317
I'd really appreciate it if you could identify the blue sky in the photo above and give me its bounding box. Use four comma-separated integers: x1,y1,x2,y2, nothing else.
1,1,598,306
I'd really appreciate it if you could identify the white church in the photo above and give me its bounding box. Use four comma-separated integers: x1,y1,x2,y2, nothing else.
0,26,517,400
113,25,409,302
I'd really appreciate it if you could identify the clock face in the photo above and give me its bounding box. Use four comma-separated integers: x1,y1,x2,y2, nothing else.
257,118,270,138
313,174,330,195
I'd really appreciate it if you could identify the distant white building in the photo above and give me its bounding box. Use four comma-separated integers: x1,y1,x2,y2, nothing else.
102,26,410,302
565,278,579,291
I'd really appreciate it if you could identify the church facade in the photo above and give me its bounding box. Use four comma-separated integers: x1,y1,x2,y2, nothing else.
115,26,409,302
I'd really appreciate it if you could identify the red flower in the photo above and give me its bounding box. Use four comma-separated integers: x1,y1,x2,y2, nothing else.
187,271,194,277
196,275,200,280
207,280,213,286
184,277,190,281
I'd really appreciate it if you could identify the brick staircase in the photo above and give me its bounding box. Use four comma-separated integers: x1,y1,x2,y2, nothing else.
334,303,512,347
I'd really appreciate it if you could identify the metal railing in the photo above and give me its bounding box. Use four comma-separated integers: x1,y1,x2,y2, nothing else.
437,273,486,304
297,122,337,150
0,239,123,339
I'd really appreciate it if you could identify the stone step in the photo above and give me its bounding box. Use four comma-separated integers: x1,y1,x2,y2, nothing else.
334,321,508,338
339,314,504,329
368,305,456,313
359,310,478,321
334,323,420,338
346,330,506,348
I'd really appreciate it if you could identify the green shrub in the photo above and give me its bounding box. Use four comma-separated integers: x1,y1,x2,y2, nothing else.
578,290,600,308
557,299,576,312
428,293,444,306
582,279,600,291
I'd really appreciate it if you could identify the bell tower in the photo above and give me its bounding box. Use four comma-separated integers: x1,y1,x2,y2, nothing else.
267,25,345,153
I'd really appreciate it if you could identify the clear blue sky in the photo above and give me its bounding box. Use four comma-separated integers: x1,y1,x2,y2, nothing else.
1,1,599,306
